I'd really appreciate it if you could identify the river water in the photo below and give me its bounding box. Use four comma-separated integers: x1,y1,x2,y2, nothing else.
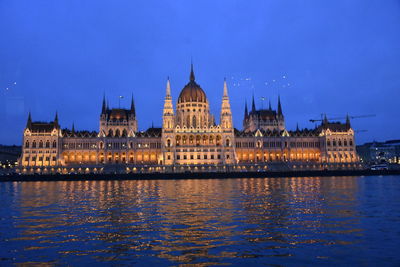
0,176,399,266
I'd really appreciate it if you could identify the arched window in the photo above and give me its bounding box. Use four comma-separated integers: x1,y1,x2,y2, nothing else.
338,140,342,146
193,116,196,128
108,129,113,137
32,141,36,148
25,141,29,148
226,139,231,147
115,129,120,137
167,139,171,147
52,141,57,148
344,140,348,146
196,135,201,146
333,140,336,146
327,140,331,146
186,115,190,127
209,136,214,144
45,141,50,148
122,129,127,137
39,140,43,148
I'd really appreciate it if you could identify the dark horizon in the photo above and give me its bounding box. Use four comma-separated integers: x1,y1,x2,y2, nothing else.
1,0,400,145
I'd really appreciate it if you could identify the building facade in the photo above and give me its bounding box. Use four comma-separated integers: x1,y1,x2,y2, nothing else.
357,140,400,164
19,65,360,174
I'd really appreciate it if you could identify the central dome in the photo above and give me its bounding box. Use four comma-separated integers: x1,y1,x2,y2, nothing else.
178,64,207,103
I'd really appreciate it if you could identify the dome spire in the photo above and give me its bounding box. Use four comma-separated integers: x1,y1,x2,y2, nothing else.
190,62,195,81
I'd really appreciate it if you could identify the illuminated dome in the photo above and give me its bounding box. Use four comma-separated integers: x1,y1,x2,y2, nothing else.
178,64,207,103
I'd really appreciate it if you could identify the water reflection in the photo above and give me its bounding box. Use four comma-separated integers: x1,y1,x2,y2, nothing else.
0,176,399,266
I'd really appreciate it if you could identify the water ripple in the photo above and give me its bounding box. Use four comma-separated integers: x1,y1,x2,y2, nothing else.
0,176,399,266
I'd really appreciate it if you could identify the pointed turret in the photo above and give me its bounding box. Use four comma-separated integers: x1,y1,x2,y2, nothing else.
269,100,272,111
223,77,228,97
130,94,136,117
163,77,174,115
71,122,75,134
166,76,171,97
162,77,174,131
251,94,256,113
26,112,32,129
296,123,300,132
220,78,233,130
102,94,107,113
277,95,283,116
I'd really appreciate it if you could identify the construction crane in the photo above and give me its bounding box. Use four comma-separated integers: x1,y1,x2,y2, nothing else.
309,114,376,123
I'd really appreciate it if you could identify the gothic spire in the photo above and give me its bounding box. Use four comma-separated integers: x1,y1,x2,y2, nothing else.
166,76,171,97
102,94,107,113
296,123,299,131
251,94,256,112
26,112,32,129
130,94,136,116
269,100,272,111
54,111,59,128
71,122,75,134
346,114,351,127
223,77,228,97
323,114,328,124
277,95,283,116
163,76,174,120
244,100,248,118
220,78,233,129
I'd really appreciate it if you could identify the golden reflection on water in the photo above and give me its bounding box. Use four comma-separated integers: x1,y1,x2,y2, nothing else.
2,177,363,265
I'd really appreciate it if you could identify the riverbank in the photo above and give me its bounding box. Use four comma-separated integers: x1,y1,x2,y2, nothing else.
1,169,400,181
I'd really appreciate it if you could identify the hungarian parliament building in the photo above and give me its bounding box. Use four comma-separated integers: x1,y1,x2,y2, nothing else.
19,65,360,173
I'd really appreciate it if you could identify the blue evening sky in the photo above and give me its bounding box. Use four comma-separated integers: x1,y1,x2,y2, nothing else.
1,0,399,145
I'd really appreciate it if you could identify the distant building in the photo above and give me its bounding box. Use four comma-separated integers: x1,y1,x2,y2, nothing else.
0,145,21,168
357,140,400,164
18,65,360,174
